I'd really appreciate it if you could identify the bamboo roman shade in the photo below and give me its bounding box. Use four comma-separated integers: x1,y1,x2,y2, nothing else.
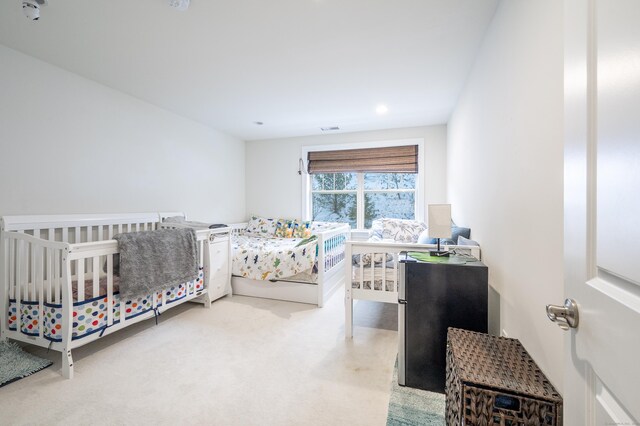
307,145,418,174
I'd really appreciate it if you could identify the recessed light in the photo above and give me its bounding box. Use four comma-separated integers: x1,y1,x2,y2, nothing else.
376,104,389,115
321,126,340,131
254,121,264,126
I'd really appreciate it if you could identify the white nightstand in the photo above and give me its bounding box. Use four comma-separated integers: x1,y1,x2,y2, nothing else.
203,227,232,304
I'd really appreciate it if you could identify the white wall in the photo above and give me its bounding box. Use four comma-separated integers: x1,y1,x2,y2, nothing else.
447,1,564,390
0,45,245,223
245,125,447,222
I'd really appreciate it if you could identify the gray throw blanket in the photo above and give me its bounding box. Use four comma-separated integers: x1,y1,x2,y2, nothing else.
114,228,199,300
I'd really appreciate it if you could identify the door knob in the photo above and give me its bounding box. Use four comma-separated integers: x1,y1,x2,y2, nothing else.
546,298,579,330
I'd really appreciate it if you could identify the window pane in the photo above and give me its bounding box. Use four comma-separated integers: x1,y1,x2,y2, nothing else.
334,172,357,190
312,193,356,228
311,173,357,191
364,173,416,190
364,192,415,228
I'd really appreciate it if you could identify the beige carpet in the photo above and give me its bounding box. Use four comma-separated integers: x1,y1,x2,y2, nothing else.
0,290,398,426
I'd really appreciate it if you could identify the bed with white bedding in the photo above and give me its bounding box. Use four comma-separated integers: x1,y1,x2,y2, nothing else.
230,217,350,307
231,235,318,282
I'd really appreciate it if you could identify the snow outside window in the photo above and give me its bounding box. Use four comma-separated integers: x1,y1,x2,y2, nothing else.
311,172,417,229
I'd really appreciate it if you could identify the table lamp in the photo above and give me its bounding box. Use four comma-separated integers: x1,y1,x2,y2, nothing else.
428,204,452,257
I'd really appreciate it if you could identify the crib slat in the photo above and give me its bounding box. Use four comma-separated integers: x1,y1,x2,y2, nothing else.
22,241,29,301
120,293,127,326
98,225,104,242
93,256,100,298
382,253,387,292
359,254,364,290
48,228,55,241
9,238,15,299
62,228,68,243
16,240,23,331
37,246,44,338
54,249,60,304
77,258,85,302
86,227,93,275
107,254,113,327
393,253,398,293
30,242,36,302
370,253,375,292
46,247,52,303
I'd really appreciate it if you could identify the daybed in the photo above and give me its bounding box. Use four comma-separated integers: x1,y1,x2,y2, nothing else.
230,217,350,307
0,212,221,379
345,218,481,338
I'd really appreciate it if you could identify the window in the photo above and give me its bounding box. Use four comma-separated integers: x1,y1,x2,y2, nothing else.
311,172,417,228
303,139,424,229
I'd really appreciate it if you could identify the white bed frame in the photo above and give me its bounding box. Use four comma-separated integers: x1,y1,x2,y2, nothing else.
0,213,215,379
230,223,350,307
345,240,481,338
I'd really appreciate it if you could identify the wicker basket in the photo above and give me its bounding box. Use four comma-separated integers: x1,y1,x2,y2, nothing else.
445,328,562,425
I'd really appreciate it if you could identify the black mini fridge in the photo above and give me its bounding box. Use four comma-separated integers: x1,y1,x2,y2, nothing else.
398,254,488,393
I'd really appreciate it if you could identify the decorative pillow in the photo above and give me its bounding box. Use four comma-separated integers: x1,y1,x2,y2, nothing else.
293,220,313,239
457,235,479,246
370,220,384,240
274,218,296,238
422,225,471,245
372,218,427,243
417,229,431,244
245,216,279,236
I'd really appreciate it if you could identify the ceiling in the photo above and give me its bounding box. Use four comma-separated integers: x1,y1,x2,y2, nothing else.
0,0,498,140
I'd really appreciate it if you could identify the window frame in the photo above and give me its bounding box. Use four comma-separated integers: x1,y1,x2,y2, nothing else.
302,138,425,230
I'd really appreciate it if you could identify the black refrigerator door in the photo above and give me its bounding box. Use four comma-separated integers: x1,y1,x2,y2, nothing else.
403,261,488,393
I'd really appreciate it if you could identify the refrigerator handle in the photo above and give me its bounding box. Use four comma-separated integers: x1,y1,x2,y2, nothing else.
398,260,406,386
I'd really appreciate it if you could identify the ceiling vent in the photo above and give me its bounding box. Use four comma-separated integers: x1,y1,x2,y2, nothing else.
321,126,340,132
168,0,190,11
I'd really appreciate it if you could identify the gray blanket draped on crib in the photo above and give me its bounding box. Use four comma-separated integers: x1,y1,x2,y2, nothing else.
114,228,199,300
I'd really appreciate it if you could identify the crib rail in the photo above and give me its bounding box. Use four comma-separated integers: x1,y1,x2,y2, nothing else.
346,240,481,302
317,225,350,274
1,213,162,240
345,240,481,338
1,230,69,342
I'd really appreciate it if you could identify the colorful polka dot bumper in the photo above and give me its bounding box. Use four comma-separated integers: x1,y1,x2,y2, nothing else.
7,267,206,342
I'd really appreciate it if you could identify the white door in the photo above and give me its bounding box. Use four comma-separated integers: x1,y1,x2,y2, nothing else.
562,0,640,423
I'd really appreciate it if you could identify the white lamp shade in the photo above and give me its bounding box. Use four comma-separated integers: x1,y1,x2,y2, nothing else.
428,204,452,239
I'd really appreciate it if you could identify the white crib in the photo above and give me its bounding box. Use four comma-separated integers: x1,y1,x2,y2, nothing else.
1,213,215,379
345,240,481,338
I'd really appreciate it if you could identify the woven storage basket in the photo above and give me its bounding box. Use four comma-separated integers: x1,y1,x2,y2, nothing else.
445,328,562,426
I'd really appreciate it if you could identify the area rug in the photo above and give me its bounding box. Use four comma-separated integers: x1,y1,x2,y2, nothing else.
0,341,52,387
387,360,446,425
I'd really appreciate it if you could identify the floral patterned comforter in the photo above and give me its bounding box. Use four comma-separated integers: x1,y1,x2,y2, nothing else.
232,235,318,281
